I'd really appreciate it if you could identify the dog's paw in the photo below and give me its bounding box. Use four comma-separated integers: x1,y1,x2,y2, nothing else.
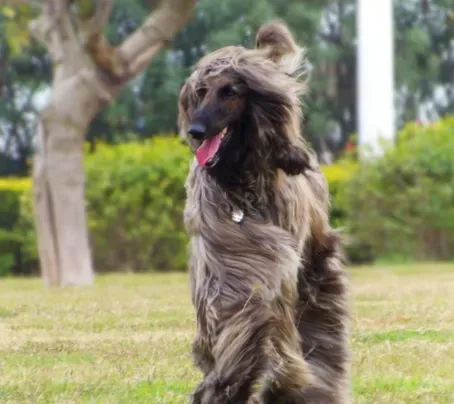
190,380,209,404
190,380,228,404
189,389,202,404
192,380,253,404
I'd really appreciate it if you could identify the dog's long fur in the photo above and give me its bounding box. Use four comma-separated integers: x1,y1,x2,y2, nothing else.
178,20,351,404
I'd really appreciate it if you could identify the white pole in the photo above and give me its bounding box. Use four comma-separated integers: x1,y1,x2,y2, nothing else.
357,0,395,156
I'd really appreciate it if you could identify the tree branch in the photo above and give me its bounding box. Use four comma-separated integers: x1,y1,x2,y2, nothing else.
85,0,113,38
74,0,196,86
29,0,69,53
116,0,197,82
29,0,87,81
11,0,196,100
74,0,122,81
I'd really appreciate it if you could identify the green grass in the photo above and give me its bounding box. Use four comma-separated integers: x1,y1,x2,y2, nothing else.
0,264,453,403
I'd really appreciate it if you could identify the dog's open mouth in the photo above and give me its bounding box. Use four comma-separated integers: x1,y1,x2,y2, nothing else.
196,127,230,167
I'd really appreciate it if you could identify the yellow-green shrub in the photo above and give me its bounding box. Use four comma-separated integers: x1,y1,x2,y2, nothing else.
0,178,32,275
321,161,375,264
321,161,358,229
342,116,454,261
18,136,193,273
84,136,192,271
10,136,373,273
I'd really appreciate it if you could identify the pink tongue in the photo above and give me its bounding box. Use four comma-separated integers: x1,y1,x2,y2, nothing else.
196,133,223,166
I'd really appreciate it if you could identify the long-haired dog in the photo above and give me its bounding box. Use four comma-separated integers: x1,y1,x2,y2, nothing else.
178,20,351,404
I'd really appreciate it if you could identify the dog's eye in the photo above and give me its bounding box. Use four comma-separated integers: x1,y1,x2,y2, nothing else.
220,85,237,98
196,87,207,100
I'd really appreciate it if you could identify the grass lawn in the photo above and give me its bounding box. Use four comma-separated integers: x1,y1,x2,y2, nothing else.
0,263,453,403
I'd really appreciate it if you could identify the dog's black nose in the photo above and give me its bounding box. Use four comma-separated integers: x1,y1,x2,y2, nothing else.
188,123,206,139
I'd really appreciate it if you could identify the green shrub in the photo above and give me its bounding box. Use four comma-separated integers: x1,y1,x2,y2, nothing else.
84,136,192,271
0,178,32,276
321,161,357,229
0,178,30,229
10,137,370,273
15,187,39,273
321,162,375,264
342,116,454,261
18,136,192,273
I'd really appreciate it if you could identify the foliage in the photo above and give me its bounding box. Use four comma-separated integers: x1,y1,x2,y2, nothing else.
4,114,454,273
0,5,51,176
3,0,454,176
394,0,454,123
321,161,357,229
0,177,32,276
8,138,362,273
342,115,454,261
18,136,192,274
84,136,192,272
0,250,13,277
321,161,375,264
0,4,36,55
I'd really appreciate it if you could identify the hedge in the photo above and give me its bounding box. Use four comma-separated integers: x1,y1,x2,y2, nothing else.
0,178,32,276
2,136,360,275
341,116,454,261
16,136,193,275
321,161,376,264
16,120,454,275
320,161,357,229
85,137,192,271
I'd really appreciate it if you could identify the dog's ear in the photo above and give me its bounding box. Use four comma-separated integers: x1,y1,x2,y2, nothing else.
274,144,312,176
255,20,299,64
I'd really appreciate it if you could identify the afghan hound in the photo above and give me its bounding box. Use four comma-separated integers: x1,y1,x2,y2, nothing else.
178,20,351,404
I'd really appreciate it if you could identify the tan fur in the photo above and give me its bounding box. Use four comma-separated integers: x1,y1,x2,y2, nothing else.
179,20,351,404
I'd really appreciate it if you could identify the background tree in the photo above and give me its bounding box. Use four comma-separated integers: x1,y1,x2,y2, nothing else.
4,0,452,166
1,0,196,287
1,0,452,282
0,5,51,175
99,0,454,155
394,0,454,127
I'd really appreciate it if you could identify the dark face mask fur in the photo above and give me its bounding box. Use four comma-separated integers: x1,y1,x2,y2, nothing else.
179,22,313,189
178,20,351,404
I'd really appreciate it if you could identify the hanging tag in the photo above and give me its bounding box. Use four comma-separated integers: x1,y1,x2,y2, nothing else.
231,209,244,224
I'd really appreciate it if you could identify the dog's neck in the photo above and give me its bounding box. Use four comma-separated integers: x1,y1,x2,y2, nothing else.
184,160,284,238
206,161,278,222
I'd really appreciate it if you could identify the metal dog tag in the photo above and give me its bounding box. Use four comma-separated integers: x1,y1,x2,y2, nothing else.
231,209,244,223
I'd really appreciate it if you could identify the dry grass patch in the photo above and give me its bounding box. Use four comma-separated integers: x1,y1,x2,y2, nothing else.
0,264,453,403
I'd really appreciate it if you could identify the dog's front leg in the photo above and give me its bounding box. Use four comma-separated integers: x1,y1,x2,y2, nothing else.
190,332,216,404
193,294,273,404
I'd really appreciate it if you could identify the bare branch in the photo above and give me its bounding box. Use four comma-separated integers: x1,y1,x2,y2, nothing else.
76,0,113,39
73,0,121,81
117,0,197,81
29,0,69,47
127,42,162,78
73,0,197,85
30,0,87,81
88,0,112,35
45,0,69,17
29,1,64,59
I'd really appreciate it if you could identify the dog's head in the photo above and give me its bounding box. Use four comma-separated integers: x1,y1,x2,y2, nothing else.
178,21,313,181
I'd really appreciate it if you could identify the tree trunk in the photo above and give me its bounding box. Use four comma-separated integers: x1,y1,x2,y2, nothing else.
33,73,103,286
18,0,198,286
